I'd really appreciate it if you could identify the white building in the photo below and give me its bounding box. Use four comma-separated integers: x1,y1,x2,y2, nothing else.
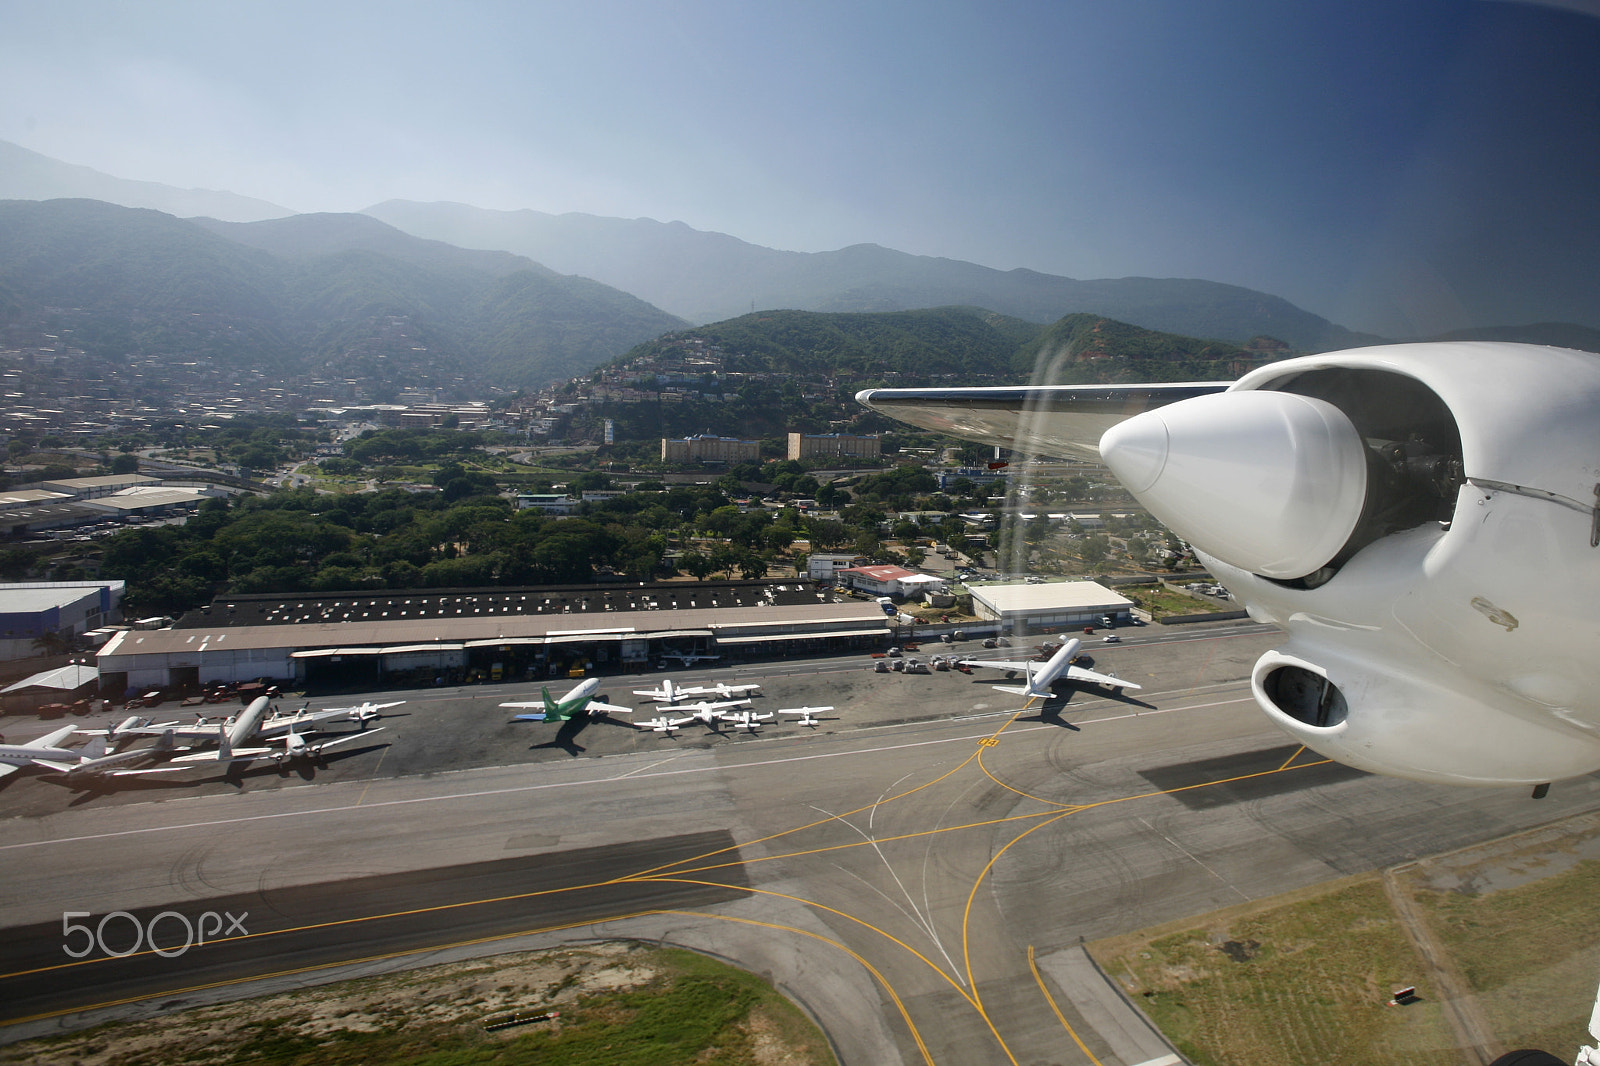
966,580,1133,633
0,581,125,661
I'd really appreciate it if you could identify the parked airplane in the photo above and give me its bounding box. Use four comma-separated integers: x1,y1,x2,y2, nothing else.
724,710,775,733
657,699,753,728
633,678,688,704
87,696,341,747
0,725,85,778
659,652,721,667
638,716,685,736
337,700,405,726
859,341,1600,787
959,638,1140,700
677,681,763,700
36,731,186,783
779,706,834,727
266,724,386,764
500,677,632,722
79,715,181,745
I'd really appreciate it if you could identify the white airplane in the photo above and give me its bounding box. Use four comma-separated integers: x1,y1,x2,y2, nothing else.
265,724,387,764
34,730,187,783
859,340,1600,788
959,638,1139,700
85,696,348,747
724,709,775,733
638,716,686,736
500,677,632,722
633,678,688,704
78,715,181,744
336,700,405,726
779,706,834,727
676,681,763,700
658,699,753,728
659,651,721,667
0,725,85,778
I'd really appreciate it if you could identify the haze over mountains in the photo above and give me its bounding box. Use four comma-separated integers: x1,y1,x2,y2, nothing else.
362,199,1375,352
0,199,684,389
2,138,1597,396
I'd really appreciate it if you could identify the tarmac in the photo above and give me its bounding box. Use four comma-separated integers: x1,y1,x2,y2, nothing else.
2,619,1598,1064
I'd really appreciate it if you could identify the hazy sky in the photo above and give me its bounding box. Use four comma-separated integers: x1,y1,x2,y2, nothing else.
2,0,1598,335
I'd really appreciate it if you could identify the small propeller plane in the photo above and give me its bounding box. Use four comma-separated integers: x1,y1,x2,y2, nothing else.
632,678,688,704
500,677,633,722
638,716,686,736
656,699,753,729
337,700,405,726
779,706,834,727
724,709,775,733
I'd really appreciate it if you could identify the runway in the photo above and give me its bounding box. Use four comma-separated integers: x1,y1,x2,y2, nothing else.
3,624,1598,1064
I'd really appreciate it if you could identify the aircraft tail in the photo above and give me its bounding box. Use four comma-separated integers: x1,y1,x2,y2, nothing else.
541,686,567,721
81,736,107,760
993,684,1045,697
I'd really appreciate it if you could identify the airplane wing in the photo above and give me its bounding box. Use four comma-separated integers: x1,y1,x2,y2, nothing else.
167,745,275,765
304,727,385,752
586,701,633,715
511,713,548,721
30,725,79,749
1064,663,1141,690
957,658,1036,673
854,382,1229,459
499,701,543,709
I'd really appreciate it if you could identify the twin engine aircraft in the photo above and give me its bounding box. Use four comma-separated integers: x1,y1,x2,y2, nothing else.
859,341,1600,788
500,677,633,722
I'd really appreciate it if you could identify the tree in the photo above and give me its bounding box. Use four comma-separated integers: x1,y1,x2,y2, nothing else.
111,453,140,474
680,549,715,581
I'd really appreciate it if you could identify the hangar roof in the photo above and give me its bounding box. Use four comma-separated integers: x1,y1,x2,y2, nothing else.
967,580,1132,615
100,601,887,659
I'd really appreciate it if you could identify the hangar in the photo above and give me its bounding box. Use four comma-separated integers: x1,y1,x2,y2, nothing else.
966,580,1134,634
96,596,889,695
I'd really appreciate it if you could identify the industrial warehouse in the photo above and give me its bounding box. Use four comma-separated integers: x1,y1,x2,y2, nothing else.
966,580,1135,633
95,581,891,694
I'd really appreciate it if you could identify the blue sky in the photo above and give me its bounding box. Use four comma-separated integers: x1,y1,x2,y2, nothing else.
2,0,1597,336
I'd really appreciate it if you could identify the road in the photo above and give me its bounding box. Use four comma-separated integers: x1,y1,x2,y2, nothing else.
2,622,1596,1063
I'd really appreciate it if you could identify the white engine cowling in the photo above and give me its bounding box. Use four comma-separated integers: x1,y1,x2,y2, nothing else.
1102,342,1600,786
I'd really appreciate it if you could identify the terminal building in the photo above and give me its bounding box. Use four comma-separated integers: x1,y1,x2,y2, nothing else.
95,581,889,695
966,580,1134,634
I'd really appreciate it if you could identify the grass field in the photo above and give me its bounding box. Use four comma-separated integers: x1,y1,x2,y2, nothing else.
0,943,835,1066
1092,822,1600,1066
1405,858,1600,1055
1093,877,1460,1066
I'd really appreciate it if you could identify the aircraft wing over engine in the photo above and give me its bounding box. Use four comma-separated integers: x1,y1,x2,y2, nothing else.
862,341,1600,788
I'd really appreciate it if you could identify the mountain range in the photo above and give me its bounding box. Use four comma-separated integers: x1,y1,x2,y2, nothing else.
0,199,684,389
362,199,1378,352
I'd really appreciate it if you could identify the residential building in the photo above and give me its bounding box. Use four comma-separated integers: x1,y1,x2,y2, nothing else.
661,434,760,463
786,432,881,461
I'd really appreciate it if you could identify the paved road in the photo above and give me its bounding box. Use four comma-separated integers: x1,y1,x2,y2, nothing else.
2,624,1597,1064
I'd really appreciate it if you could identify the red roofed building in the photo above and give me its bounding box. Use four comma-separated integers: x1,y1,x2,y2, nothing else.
836,565,948,599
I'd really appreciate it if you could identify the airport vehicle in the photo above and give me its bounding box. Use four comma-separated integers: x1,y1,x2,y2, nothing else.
499,677,633,722
858,341,1600,787
779,706,833,727
959,638,1140,700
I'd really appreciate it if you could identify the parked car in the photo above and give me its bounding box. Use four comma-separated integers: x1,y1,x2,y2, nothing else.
1102,634,1122,643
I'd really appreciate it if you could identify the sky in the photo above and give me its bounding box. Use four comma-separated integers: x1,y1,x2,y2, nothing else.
1,0,1598,336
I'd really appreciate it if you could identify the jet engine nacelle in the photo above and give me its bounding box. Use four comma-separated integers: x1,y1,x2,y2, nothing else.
1100,343,1600,786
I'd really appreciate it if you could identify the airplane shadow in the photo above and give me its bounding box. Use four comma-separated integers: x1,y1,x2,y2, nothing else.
530,713,633,757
